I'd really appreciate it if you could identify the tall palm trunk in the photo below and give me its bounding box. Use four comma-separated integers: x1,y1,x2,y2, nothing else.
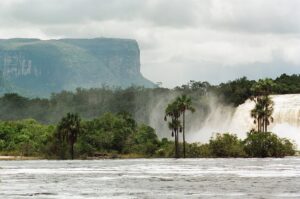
175,130,179,158
259,118,263,132
182,111,186,158
264,116,268,132
259,118,261,132
60,143,65,160
173,131,176,158
70,142,74,160
59,134,66,160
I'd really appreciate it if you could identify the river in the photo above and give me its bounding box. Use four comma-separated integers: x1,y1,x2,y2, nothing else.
1,158,300,198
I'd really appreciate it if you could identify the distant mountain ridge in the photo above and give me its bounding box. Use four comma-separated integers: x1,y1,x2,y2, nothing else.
0,38,155,97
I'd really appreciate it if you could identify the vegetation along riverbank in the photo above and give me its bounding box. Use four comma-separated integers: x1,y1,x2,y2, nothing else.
0,74,299,159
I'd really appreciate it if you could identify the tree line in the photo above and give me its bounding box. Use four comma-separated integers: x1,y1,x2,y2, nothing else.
0,77,295,159
0,73,298,158
0,73,300,125
0,112,295,159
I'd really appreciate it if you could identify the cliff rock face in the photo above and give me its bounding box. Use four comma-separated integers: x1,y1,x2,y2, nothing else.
0,38,154,97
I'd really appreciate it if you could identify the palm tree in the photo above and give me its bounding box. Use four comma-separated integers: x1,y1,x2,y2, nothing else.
251,96,263,132
251,96,274,132
176,95,195,158
168,119,181,158
261,95,274,132
57,113,81,159
164,101,181,158
250,79,275,133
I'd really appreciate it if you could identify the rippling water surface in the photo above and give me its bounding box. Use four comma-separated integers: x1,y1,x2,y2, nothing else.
1,158,300,198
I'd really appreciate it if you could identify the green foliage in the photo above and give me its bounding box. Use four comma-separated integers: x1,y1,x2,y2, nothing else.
164,98,183,158
185,143,211,158
184,132,295,158
251,78,276,96
175,94,195,158
251,95,274,132
154,138,174,158
0,116,296,158
56,113,81,159
209,133,246,157
125,124,159,155
216,77,256,106
0,119,53,156
244,131,295,157
76,113,135,156
76,113,160,158
250,78,275,133
0,112,161,158
273,74,300,94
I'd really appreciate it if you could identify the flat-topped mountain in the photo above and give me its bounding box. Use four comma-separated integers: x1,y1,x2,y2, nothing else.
0,38,154,97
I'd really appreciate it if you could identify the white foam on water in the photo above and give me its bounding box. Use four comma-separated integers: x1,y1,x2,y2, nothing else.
1,159,300,198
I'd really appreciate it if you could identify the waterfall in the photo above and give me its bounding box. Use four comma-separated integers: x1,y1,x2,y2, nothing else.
187,94,300,149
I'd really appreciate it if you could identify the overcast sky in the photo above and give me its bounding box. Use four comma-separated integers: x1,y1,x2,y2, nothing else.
0,0,300,87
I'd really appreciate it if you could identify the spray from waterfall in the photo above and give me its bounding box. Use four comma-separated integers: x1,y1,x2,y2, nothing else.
187,94,300,149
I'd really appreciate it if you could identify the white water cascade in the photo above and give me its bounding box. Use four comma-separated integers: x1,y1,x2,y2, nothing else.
188,94,300,149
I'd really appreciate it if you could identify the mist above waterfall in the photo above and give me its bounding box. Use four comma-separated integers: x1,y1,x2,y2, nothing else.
149,92,215,140
186,94,300,149
186,96,236,143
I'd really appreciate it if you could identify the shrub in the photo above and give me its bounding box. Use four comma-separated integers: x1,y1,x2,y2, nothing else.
126,124,159,155
186,143,212,158
244,131,296,157
209,133,246,157
154,138,174,157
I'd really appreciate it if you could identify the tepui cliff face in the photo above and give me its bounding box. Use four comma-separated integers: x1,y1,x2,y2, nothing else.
0,38,154,97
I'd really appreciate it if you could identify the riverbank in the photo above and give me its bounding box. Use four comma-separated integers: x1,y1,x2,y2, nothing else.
0,153,144,160
1,153,300,161
0,156,40,160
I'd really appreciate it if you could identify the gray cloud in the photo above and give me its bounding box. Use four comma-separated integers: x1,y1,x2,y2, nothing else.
3,0,197,27
3,0,300,32
201,0,300,34
0,0,300,87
